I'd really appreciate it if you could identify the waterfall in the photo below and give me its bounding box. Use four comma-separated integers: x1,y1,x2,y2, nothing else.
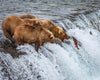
0,9,100,80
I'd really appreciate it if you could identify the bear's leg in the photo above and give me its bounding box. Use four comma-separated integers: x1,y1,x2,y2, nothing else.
41,42,44,46
17,41,24,45
35,41,40,52
3,30,14,43
35,40,42,52
15,38,24,45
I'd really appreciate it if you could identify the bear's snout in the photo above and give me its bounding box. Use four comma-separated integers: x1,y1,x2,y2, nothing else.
66,35,70,39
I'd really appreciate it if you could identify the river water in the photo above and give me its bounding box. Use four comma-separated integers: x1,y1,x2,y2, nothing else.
0,0,100,80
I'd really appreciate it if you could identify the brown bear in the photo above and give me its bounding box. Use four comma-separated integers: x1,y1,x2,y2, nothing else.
14,24,55,52
1,15,42,43
19,14,36,19
37,20,70,42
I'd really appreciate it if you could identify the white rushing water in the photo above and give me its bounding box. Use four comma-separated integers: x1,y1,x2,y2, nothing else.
0,10,100,80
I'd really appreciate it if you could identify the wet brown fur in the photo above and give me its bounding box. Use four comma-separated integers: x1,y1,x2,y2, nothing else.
1,15,24,43
19,14,70,42
19,14,36,19
14,24,55,52
1,15,42,43
19,14,70,41
39,20,70,41
23,18,43,27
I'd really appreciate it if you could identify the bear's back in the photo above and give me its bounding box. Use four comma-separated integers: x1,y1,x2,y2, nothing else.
19,14,36,19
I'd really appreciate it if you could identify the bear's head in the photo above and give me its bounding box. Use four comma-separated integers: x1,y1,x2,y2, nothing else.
40,27,55,43
41,20,70,41
53,26,70,42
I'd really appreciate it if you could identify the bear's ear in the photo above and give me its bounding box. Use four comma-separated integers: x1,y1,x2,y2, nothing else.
58,30,62,34
49,34,53,39
35,20,39,24
57,26,63,34
34,20,39,25
47,20,52,24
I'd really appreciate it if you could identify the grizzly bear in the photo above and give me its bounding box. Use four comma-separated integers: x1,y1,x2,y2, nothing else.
14,24,55,52
19,14,36,19
37,20,70,42
1,15,42,43
1,15,24,43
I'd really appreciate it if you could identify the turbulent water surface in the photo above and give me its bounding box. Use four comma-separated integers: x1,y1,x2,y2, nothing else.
0,0,100,80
